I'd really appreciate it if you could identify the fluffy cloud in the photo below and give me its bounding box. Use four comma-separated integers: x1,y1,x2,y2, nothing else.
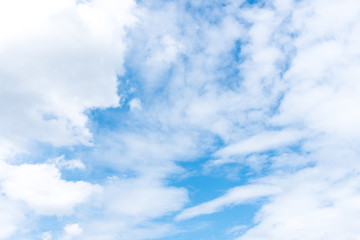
61,223,83,240
0,162,101,215
0,0,136,238
0,0,136,147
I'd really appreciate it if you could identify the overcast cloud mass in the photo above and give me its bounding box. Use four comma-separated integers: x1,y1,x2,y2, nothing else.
1,0,360,239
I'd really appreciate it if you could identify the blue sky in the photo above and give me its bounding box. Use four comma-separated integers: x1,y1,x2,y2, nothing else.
1,0,360,239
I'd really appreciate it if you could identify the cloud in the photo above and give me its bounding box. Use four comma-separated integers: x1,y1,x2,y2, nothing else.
0,196,25,240
48,155,86,170
209,130,305,166
0,162,101,215
0,0,136,147
171,0,360,239
235,146,360,240
104,177,188,220
176,184,280,221
65,223,83,236
129,98,142,111
69,174,188,239
2,0,360,239
0,0,136,237
91,131,200,178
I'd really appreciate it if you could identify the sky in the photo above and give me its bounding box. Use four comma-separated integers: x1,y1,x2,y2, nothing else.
1,0,360,239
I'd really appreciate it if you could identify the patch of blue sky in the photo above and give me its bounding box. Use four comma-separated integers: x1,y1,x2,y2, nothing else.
266,91,286,117
41,112,58,121
87,85,147,137
233,39,243,63
242,0,267,8
170,159,268,238
87,107,128,133
172,167,246,205
215,53,244,90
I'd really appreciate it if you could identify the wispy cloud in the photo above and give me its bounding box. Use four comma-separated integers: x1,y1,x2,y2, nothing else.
208,130,305,166
176,184,280,221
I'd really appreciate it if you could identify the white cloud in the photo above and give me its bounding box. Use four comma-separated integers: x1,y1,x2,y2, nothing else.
176,184,280,221
74,176,188,239
92,131,200,178
209,130,304,165
59,223,83,240
0,163,101,215
0,138,24,161
48,155,86,170
0,196,25,240
0,0,135,237
147,35,184,64
172,0,360,239
0,0,136,147
104,177,188,220
129,98,142,111
235,149,360,240
65,223,83,236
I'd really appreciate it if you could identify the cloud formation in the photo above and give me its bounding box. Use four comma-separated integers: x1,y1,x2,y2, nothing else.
0,162,100,215
0,0,136,147
176,184,280,221
1,0,360,239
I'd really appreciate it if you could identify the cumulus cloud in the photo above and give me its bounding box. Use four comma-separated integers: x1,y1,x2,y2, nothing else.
0,162,101,215
0,0,136,147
